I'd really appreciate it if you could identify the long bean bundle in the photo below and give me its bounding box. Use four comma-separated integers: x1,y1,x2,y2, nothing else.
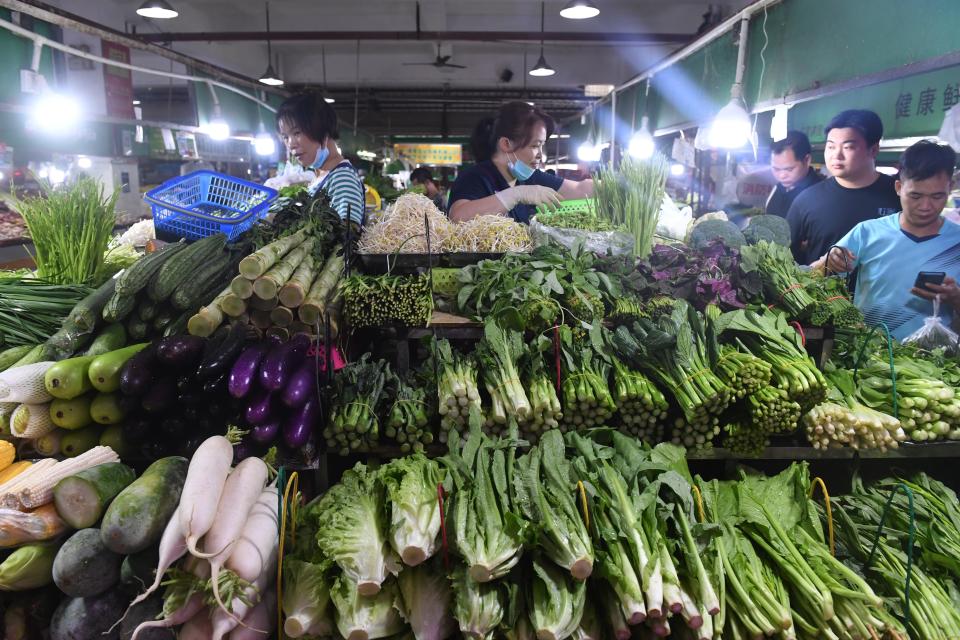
0,276,91,347
17,177,118,285
593,154,669,258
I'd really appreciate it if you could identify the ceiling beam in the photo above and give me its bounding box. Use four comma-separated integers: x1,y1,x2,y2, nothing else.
0,0,286,96
138,30,692,46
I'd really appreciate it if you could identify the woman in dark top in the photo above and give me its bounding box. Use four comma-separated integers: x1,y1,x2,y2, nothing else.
448,102,594,223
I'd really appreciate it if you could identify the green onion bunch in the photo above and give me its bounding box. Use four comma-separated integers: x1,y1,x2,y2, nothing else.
17,176,118,286
593,154,669,258
341,273,433,328
0,276,91,347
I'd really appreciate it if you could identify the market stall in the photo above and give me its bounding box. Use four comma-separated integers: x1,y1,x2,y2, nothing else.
0,156,958,639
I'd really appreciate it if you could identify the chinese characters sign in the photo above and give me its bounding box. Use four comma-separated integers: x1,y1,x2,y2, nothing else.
789,64,960,143
393,143,462,166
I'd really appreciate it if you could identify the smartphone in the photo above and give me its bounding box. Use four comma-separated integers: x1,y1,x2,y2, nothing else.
915,271,946,291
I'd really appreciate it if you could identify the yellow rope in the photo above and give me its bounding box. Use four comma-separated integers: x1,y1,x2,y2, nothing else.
809,476,835,557
577,481,590,529
691,484,706,523
276,472,300,635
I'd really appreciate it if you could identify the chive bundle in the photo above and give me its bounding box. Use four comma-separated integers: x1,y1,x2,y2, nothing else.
17,176,118,285
593,154,669,258
0,276,92,347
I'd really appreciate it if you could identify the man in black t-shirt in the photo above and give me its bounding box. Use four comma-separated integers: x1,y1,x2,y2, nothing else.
786,110,901,265
766,130,823,217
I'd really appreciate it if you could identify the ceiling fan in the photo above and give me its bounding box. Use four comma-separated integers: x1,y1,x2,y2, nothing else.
403,45,467,70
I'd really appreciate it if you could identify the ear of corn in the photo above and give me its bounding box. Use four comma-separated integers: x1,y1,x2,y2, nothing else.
0,441,14,473
0,461,29,485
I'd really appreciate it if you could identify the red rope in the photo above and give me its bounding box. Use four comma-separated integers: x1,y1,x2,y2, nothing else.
553,326,562,394
789,321,806,346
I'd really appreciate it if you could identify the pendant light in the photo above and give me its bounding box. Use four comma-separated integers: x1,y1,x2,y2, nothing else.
137,0,178,19
529,3,555,77
258,3,284,86
706,17,752,149
560,0,599,20
321,46,335,103
628,79,655,159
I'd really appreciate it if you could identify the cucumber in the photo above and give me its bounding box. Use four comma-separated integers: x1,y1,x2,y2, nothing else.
137,299,159,322
14,344,46,368
50,586,128,640
147,234,227,303
53,462,136,529
0,345,34,372
115,241,186,297
170,251,233,310
83,324,127,357
152,309,174,333
68,277,117,333
50,396,93,430
100,456,188,554
162,309,192,338
45,355,98,399
103,291,137,323
89,343,150,393
127,315,150,341
52,528,123,597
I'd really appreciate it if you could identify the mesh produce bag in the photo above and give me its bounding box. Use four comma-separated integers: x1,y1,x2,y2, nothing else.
903,295,960,354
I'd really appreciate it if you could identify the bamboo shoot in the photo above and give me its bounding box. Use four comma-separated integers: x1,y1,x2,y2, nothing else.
270,306,295,328
220,294,247,318
278,254,316,309
238,228,308,279
249,295,279,311
250,309,273,330
188,284,231,337
253,238,315,300
231,275,255,300
299,254,344,326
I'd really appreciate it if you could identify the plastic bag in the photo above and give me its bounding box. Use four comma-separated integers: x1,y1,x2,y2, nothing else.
902,295,960,354
529,216,634,256
655,194,692,241
264,162,315,190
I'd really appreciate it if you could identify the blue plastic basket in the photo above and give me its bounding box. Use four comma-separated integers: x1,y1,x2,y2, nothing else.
145,170,278,242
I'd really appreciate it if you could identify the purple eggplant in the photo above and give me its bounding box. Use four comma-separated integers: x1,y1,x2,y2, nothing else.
141,376,177,413
197,322,249,380
155,335,205,369
284,394,319,448
245,389,273,426
250,420,281,444
259,334,310,392
232,437,257,463
228,338,279,399
119,345,158,397
281,359,317,409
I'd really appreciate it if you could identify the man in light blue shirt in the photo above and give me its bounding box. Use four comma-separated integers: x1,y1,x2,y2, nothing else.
812,140,960,340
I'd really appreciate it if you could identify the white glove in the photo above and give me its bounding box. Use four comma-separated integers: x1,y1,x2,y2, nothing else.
495,185,563,212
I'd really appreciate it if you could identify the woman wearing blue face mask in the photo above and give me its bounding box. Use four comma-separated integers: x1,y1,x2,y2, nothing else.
448,101,594,224
276,92,366,226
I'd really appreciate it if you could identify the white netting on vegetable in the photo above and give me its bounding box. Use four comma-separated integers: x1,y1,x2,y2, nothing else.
0,362,55,404
11,403,55,439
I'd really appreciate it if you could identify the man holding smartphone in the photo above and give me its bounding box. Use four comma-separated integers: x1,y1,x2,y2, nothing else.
811,140,960,339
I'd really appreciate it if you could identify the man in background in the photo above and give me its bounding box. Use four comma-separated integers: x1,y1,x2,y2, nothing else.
786,110,900,264
410,167,446,212
765,130,822,217
812,140,960,339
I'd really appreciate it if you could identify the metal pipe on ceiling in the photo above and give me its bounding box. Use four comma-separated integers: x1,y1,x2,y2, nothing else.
137,30,692,46
0,0,285,96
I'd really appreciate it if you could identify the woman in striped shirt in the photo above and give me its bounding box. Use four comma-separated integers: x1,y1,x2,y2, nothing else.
276,92,366,226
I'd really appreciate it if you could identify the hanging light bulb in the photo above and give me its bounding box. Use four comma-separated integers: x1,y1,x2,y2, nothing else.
529,3,556,77
136,0,178,19
707,95,752,149
577,142,602,162
254,132,276,156
258,3,283,86
560,0,599,19
628,116,656,159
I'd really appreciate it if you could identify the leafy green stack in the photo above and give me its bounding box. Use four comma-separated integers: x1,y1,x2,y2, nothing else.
831,473,960,640
324,354,395,455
